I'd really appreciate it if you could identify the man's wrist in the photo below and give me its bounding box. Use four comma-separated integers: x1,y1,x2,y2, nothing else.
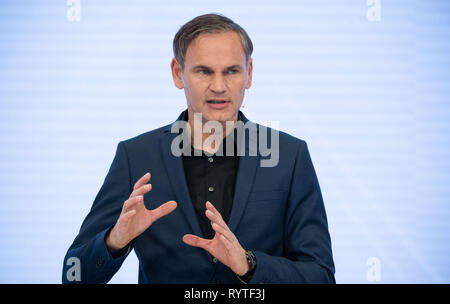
237,249,257,283
108,243,131,259
104,227,132,258
105,226,126,251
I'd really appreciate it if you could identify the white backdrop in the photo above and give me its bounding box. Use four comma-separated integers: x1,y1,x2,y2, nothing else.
0,0,449,283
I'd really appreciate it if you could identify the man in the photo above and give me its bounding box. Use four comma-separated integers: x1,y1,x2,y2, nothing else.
62,13,335,284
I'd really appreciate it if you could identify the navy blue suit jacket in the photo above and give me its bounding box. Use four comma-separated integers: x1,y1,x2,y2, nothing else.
62,111,335,283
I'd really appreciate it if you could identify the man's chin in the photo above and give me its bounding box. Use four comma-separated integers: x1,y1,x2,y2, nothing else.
201,112,235,124
204,107,241,122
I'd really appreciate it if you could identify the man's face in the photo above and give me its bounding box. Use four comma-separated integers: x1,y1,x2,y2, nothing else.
171,31,253,124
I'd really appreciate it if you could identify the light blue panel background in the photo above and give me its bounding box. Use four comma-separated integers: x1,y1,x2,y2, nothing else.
0,0,448,283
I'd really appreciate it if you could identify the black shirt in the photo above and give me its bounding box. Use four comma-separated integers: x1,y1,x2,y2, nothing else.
108,112,240,256
108,112,254,282
181,113,240,239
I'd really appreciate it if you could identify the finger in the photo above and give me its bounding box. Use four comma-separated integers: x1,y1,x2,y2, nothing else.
122,195,143,213
133,172,151,191
182,234,210,250
206,201,225,222
130,183,152,198
205,208,228,231
218,233,232,251
150,200,177,222
206,208,237,244
121,209,137,222
211,222,233,242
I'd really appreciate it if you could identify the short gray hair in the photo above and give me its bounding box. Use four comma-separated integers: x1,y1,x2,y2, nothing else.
173,13,253,71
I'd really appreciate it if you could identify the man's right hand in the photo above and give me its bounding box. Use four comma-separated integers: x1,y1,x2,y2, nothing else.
106,172,177,251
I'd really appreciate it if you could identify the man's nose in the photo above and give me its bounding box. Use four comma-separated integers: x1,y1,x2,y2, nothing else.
210,74,226,93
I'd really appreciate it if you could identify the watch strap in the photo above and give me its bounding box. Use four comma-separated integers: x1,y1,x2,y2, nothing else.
239,249,257,282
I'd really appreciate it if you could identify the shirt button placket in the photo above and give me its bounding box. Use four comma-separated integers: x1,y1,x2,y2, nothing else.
206,155,214,209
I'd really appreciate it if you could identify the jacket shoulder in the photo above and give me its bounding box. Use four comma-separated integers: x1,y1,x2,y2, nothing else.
255,122,307,151
120,124,172,149
278,129,306,146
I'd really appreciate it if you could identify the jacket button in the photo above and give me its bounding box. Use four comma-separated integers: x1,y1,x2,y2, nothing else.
213,257,218,263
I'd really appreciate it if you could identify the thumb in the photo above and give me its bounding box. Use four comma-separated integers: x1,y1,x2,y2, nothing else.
150,200,177,222
182,234,210,250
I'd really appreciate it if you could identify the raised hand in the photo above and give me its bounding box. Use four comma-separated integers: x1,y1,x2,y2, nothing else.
182,201,248,276
106,172,177,250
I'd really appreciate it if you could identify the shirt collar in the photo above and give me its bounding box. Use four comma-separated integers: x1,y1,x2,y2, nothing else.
179,110,241,156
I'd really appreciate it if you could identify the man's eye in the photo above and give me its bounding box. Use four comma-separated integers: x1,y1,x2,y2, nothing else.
228,69,239,74
199,69,211,75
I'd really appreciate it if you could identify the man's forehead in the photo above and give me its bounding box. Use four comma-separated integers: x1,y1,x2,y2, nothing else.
191,30,241,44
185,31,246,66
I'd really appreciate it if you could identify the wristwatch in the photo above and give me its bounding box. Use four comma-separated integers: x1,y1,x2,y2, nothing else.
239,249,257,282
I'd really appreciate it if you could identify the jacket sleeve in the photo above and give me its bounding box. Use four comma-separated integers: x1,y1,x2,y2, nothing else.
249,141,335,284
62,141,133,284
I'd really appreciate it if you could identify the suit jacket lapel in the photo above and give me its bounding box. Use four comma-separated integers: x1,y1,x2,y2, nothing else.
159,128,203,237
159,110,260,236
227,120,260,233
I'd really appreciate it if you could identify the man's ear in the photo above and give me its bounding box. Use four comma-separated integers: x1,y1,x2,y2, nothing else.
171,58,184,89
245,58,253,89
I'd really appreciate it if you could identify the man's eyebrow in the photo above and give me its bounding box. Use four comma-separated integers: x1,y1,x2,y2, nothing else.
225,65,242,70
191,64,242,71
191,65,212,71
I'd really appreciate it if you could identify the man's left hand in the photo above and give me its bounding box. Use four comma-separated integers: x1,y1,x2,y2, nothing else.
182,201,249,276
